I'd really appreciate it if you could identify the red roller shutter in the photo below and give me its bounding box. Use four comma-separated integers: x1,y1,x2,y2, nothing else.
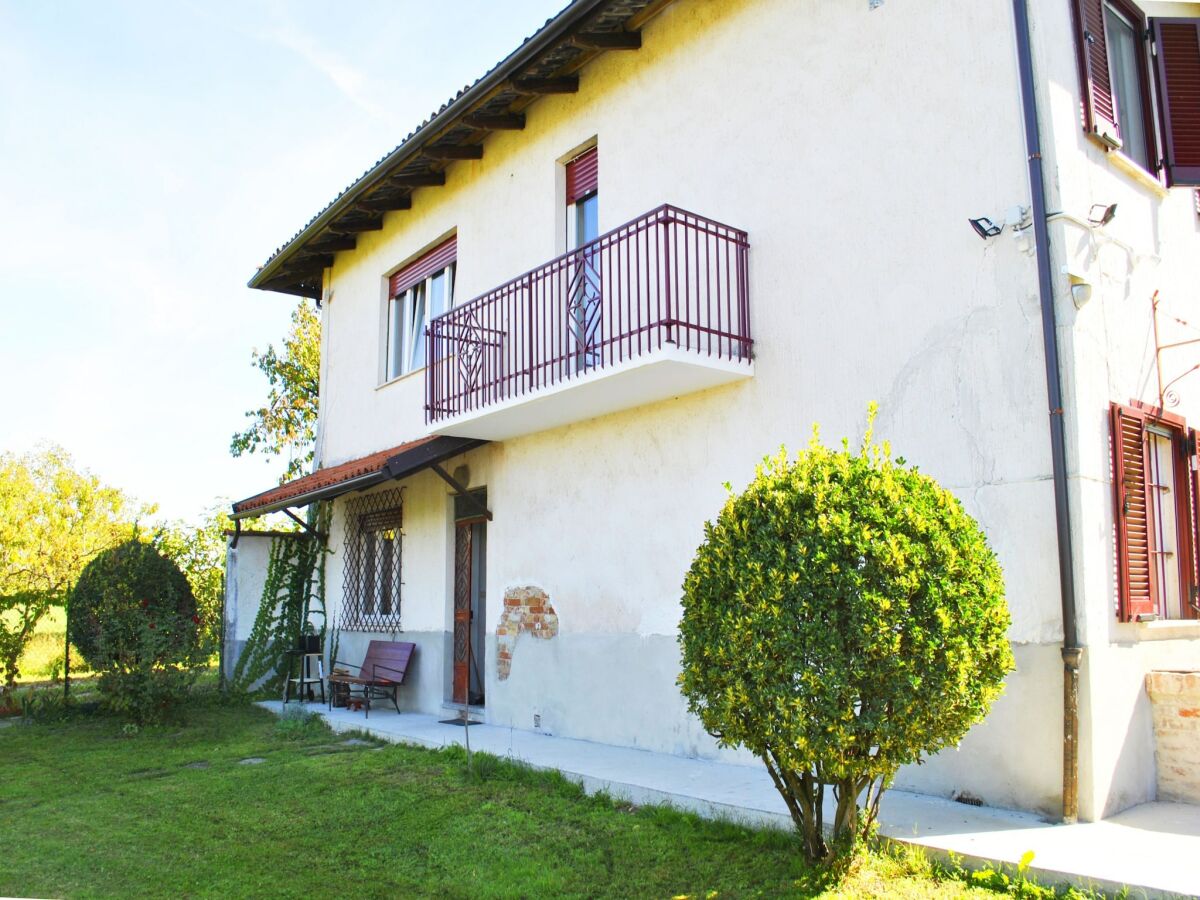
1111,402,1158,621
565,146,598,205
1152,19,1200,187
390,236,456,297
1073,0,1121,146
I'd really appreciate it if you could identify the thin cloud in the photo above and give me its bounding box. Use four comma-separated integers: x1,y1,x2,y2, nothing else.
265,22,388,121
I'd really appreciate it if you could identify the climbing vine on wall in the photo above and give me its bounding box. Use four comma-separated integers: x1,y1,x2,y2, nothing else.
230,503,330,693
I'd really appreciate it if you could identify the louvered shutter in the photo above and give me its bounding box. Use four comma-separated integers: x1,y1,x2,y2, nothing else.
1152,19,1200,187
565,146,598,205
1073,0,1122,147
1111,402,1158,621
390,236,456,298
1187,428,1200,617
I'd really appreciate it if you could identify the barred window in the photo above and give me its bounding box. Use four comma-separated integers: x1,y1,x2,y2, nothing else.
342,490,404,631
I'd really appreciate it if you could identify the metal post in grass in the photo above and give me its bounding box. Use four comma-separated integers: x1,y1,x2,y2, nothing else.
63,594,71,703
462,639,473,777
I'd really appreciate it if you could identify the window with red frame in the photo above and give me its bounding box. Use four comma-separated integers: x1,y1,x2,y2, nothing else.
386,236,457,380
1111,401,1200,621
1072,0,1200,186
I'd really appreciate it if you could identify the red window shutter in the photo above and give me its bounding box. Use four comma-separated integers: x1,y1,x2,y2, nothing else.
565,146,598,205
1073,0,1121,146
1187,428,1200,617
1152,19,1200,187
1111,402,1158,621
389,236,456,297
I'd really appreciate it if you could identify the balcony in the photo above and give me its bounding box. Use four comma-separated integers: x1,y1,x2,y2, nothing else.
425,204,752,441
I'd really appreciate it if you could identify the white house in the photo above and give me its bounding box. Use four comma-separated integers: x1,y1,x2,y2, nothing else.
228,0,1200,824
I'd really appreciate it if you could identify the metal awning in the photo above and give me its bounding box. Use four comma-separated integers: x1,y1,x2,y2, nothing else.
230,435,486,520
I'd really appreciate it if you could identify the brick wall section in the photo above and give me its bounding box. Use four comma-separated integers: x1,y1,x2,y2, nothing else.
496,586,559,681
1145,670,1200,804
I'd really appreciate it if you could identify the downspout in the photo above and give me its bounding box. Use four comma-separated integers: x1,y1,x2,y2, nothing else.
1012,0,1083,823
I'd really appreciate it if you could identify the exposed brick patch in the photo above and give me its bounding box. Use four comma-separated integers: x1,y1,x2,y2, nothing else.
496,586,559,681
1146,671,1200,804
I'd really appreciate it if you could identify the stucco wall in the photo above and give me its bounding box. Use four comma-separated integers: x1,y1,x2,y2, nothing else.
222,533,273,686
294,0,1200,822
1030,0,1200,819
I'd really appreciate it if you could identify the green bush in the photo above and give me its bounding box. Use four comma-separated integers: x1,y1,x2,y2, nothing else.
69,539,203,725
679,408,1014,862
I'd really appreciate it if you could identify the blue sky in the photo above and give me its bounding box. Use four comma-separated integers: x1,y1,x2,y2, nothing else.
0,0,564,523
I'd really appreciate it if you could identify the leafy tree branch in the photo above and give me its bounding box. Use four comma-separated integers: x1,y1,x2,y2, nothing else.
230,300,320,483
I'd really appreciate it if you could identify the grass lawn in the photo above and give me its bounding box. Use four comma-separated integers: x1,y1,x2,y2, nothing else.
0,701,1078,899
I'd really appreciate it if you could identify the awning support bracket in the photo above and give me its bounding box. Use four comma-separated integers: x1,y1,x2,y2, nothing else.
430,464,493,520
282,507,329,540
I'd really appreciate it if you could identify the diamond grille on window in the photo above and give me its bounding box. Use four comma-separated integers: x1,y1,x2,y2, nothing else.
342,490,404,631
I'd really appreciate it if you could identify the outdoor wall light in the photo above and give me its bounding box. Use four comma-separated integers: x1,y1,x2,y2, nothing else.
1088,203,1118,227
969,217,1004,240
1070,282,1093,309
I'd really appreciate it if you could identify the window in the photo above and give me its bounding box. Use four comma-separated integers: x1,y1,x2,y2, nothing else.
1111,402,1200,621
385,237,456,380
565,146,598,249
1104,2,1152,171
1073,1,1200,185
564,146,600,370
342,490,404,631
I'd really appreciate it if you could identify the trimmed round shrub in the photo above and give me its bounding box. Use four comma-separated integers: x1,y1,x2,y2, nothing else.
69,539,201,723
679,412,1014,862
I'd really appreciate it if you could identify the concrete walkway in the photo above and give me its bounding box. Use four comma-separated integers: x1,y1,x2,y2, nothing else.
262,701,1200,898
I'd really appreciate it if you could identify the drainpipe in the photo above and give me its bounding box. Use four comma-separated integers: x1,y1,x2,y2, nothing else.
1011,0,1083,824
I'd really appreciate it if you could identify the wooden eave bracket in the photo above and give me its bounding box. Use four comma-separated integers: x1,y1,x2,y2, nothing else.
511,76,579,94
356,196,412,213
307,235,357,252
423,145,484,160
282,507,329,541
463,113,526,130
430,464,493,520
572,30,641,49
330,216,384,233
387,171,447,188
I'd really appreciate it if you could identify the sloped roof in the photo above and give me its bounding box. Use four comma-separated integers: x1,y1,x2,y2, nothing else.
231,435,484,518
249,0,672,299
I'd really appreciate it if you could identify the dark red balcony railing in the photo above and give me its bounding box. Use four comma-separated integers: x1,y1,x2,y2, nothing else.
425,204,750,425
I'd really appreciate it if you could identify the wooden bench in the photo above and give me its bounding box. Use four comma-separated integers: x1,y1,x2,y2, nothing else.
327,640,415,718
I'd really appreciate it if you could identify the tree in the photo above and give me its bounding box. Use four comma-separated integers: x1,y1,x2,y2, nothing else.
155,506,233,654
678,408,1014,862
230,300,320,483
0,447,138,700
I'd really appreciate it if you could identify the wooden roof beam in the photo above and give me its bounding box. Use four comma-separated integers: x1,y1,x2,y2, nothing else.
330,216,384,233
271,266,326,284
423,145,484,160
261,279,320,299
357,195,412,213
388,172,446,188
285,253,334,270
307,235,357,252
511,76,579,94
573,31,641,49
463,113,526,130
